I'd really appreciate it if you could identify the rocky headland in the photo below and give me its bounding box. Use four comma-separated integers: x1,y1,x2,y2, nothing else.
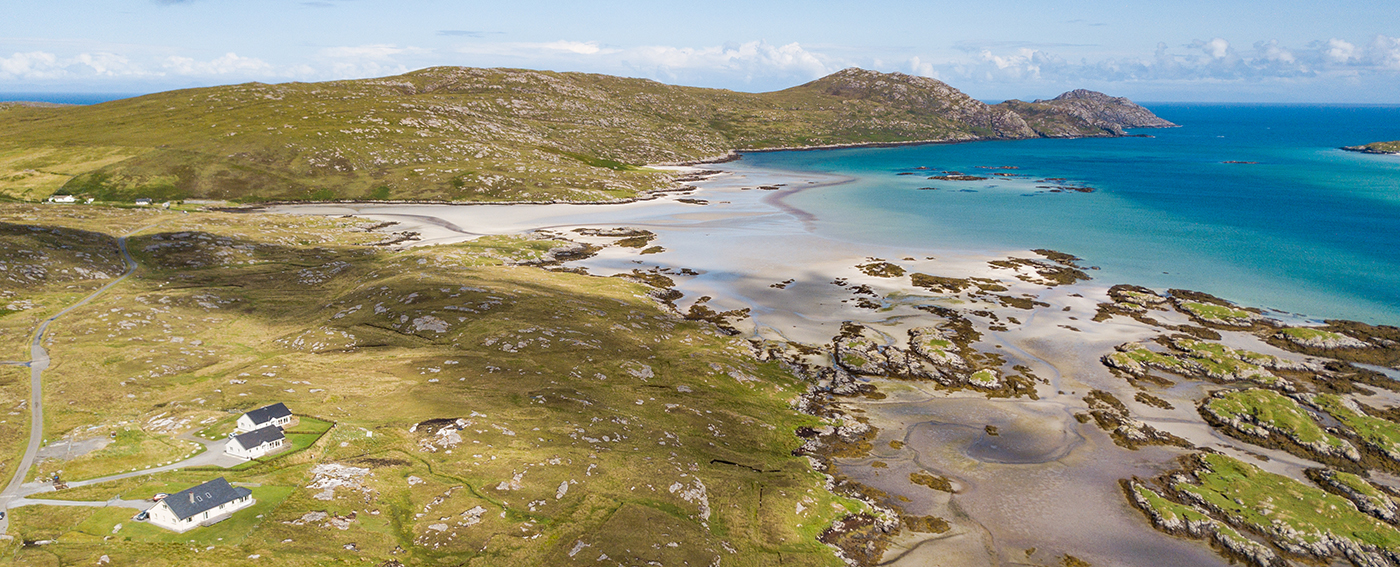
1343,141,1400,155
0,67,1173,205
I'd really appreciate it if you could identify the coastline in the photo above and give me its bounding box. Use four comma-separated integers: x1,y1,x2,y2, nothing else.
273,153,1399,567
269,186,1222,565
230,130,1134,212
1342,145,1400,155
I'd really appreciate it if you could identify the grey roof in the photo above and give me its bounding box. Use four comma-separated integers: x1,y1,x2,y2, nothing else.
162,477,252,520
243,402,292,426
231,425,285,450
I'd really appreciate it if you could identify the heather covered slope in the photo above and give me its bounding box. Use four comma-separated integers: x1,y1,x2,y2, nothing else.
0,67,1172,203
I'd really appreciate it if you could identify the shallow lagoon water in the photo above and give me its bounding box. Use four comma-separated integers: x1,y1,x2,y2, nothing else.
751,104,1400,324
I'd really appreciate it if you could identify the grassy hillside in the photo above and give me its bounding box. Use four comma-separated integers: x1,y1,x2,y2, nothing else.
0,203,856,566
0,67,1170,204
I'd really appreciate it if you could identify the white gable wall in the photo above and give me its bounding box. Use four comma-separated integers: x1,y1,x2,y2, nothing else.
224,436,284,459
147,500,183,531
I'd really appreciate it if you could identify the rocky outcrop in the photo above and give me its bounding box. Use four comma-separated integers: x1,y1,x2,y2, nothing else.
1083,390,1190,449
1274,328,1371,349
1308,469,1399,524
833,324,948,383
797,68,1039,139
1123,480,1281,567
1044,90,1178,128
908,327,969,372
1342,142,1400,155
996,89,1176,137
1199,389,1361,463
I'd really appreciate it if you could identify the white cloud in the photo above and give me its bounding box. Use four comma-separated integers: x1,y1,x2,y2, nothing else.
450,39,833,87
538,41,609,55
908,56,938,79
318,44,429,61
0,51,62,79
311,44,436,80
1254,40,1295,64
5,34,1400,99
1368,35,1400,70
623,41,829,78
163,52,271,76
1,50,149,80
917,34,1400,87
1322,38,1356,63
1195,37,1232,60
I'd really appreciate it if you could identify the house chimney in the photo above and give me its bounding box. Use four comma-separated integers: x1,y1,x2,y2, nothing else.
190,492,195,503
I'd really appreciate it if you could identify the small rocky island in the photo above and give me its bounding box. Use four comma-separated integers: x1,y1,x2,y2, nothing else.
1342,141,1400,155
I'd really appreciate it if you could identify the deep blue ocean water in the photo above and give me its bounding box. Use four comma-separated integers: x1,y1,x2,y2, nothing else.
0,93,138,105
742,104,1400,324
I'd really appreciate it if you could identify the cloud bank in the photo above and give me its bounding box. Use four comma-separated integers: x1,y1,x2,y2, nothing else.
3,35,1399,100
928,35,1400,85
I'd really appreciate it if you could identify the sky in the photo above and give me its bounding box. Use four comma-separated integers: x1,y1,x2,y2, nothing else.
2,0,1399,103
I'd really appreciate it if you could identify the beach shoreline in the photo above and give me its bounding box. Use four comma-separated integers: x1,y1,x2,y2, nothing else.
270,154,1399,567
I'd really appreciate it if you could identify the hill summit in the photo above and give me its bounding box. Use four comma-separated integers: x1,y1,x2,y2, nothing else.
0,67,1174,203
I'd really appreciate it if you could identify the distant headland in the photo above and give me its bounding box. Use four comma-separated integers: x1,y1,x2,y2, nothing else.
1342,140,1400,155
0,67,1173,205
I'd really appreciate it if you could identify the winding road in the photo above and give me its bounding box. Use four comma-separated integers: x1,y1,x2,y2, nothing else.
0,224,156,535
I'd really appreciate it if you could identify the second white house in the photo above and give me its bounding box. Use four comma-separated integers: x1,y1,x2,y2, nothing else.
225,425,286,459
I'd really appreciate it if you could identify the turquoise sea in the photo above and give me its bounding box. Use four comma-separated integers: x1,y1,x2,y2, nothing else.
742,104,1400,325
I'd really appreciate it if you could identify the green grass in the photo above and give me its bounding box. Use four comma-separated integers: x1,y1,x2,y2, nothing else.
1281,327,1348,342
30,428,204,482
1171,339,1277,384
920,337,952,351
195,414,241,440
1203,389,1346,448
125,485,294,544
1313,394,1400,458
1,203,856,566
1180,302,1252,322
1133,482,1212,525
1112,346,1187,370
26,476,190,502
0,68,1160,204
1330,471,1394,512
12,484,295,546
221,416,333,471
1176,453,1400,550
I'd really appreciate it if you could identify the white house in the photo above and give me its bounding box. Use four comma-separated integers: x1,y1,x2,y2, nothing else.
225,425,286,459
47,195,76,204
134,198,153,206
235,403,295,433
143,477,254,532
